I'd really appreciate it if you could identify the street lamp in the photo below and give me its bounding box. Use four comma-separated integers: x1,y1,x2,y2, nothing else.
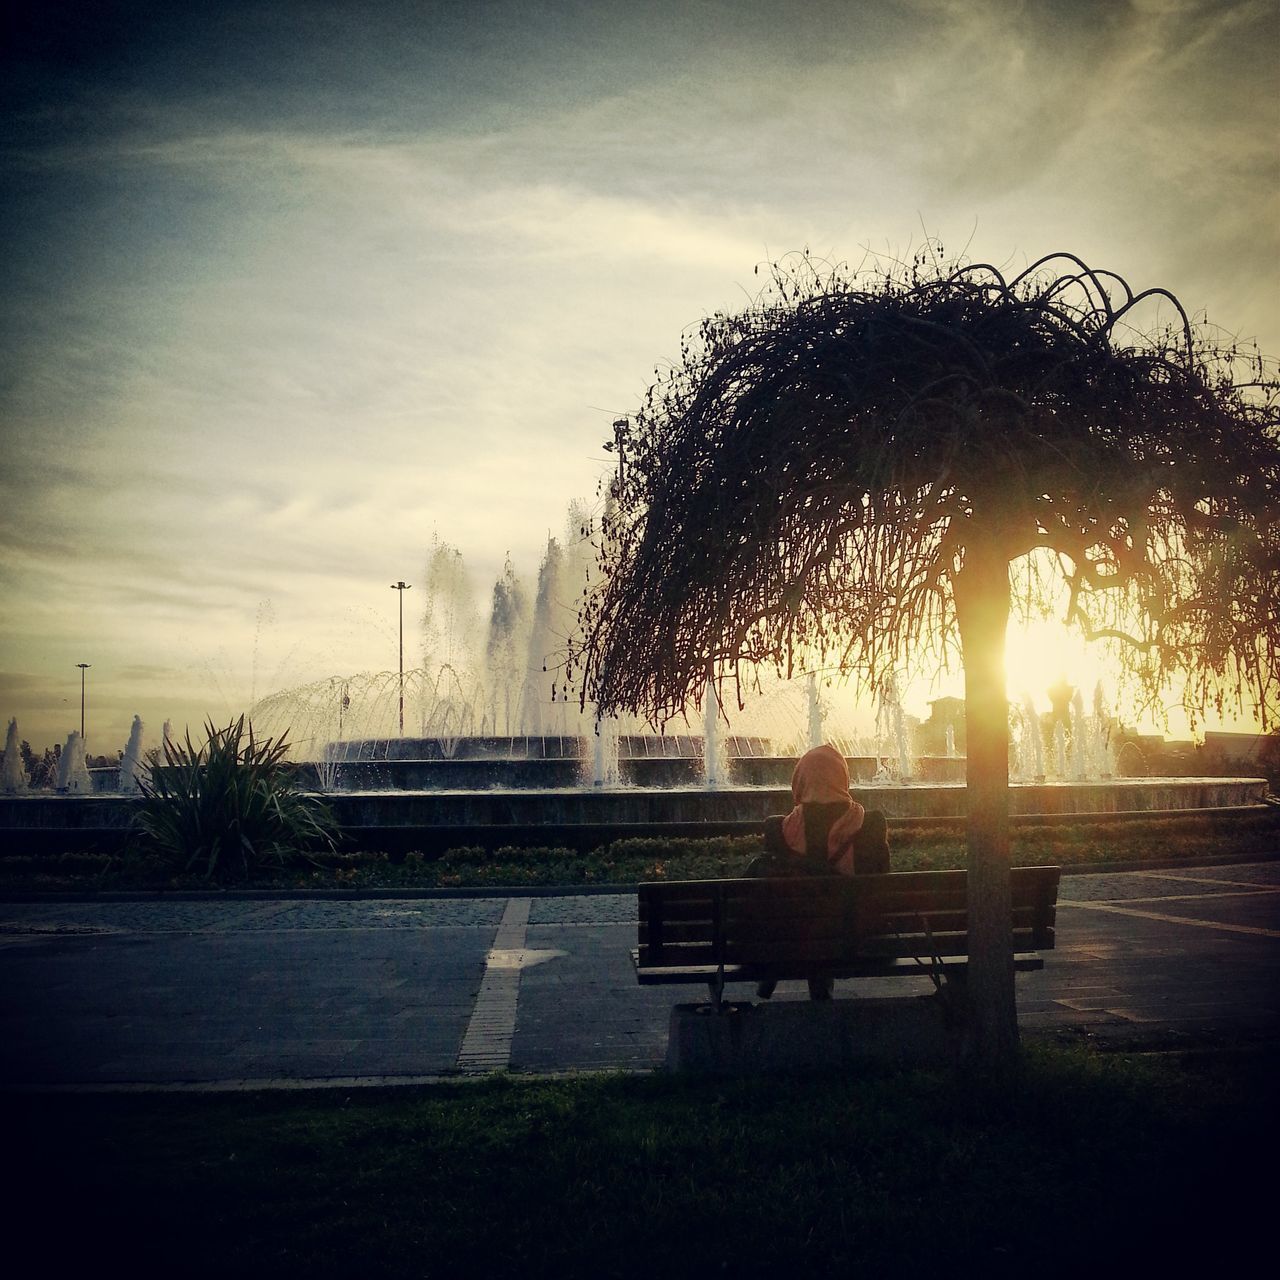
76,663,91,743
390,581,411,736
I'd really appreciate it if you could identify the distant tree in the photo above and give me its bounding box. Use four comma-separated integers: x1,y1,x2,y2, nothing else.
19,740,36,779
1256,734,1280,792
31,747,59,788
573,249,1280,1068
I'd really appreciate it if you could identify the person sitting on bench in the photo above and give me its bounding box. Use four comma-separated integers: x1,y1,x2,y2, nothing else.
752,743,891,999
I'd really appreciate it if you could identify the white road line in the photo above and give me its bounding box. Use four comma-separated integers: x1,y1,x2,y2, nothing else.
456,897,531,1073
1091,889,1280,905
1132,871,1280,890
1058,898,1280,939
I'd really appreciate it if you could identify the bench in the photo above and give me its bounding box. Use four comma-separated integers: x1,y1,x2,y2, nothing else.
634,867,1060,1009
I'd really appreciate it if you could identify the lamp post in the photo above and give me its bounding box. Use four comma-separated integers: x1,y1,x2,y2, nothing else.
389,581,411,736
76,663,91,744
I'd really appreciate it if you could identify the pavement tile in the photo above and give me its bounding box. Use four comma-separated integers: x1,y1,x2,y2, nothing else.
1,861,1276,1085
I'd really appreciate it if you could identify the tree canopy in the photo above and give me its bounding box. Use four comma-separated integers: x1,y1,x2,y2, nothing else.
574,250,1280,732
571,248,1280,1065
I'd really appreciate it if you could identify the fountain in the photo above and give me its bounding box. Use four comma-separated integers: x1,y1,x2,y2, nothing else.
2,719,26,793
1089,682,1115,778
806,674,823,752
119,716,146,793
872,673,914,782
1070,690,1087,783
703,680,724,788
2,662,1270,853
592,717,620,788
55,731,91,794
1053,721,1068,779
0,518,1269,851
1018,693,1045,782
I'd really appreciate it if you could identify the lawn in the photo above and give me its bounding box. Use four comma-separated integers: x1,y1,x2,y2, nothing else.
9,1044,1272,1277
2,805,1278,892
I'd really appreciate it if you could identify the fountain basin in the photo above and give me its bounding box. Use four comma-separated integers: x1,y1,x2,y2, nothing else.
91,752,970,793
320,776,1271,826
0,777,1268,854
294,753,967,791
332,734,771,762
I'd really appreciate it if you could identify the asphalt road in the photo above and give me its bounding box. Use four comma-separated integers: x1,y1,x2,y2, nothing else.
2,860,1277,1089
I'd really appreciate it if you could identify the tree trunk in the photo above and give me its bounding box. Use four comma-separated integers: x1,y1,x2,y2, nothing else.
952,530,1018,1070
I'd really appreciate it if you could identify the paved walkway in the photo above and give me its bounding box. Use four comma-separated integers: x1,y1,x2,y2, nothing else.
2,861,1277,1089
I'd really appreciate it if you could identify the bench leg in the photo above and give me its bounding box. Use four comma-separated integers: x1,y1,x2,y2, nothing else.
937,966,969,1027
807,974,834,1001
707,971,725,1012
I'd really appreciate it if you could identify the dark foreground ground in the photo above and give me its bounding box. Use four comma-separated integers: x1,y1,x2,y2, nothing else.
7,1044,1274,1278
2,860,1277,1083
3,858,1276,1276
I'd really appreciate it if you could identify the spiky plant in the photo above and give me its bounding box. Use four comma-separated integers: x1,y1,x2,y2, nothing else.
132,716,337,881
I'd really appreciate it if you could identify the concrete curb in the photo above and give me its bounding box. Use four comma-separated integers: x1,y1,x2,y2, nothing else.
1,1067,646,1095
664,996,956,1074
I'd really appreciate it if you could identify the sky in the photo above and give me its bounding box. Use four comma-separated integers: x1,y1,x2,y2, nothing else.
2,0,1277,755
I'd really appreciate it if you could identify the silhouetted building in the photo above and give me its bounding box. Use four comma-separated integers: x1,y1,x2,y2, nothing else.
1201,731,1276,765
917,695,965,755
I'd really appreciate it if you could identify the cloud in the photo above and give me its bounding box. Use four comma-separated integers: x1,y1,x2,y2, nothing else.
2,0,1275,750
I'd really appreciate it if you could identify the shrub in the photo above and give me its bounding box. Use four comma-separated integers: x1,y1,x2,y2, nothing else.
131,717,337,881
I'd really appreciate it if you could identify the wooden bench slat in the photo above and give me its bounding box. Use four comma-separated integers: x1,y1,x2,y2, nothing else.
632,951,1047,983
719,942,865,966
859,927,1050,957
644,867,1060,890
641,928,1053,967
873,905,1048,930
640,920,724,944
727,896,855,916
637,942,717,966
638,899,717,923
634,867,1060,997
721,881,851,903
727,926,855,947
642,919,850,945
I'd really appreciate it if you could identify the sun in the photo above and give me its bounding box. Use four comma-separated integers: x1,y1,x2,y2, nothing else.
1004,619,1114,711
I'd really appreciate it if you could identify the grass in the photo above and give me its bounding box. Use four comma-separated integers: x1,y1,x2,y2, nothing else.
8,1043,1273,1277
2,806,1278,892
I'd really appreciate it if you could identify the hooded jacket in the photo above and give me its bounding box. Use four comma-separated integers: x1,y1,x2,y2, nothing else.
779,744,866,877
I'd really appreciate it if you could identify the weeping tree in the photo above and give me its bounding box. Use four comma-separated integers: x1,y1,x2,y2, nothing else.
571,249,1280,1066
